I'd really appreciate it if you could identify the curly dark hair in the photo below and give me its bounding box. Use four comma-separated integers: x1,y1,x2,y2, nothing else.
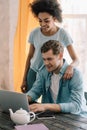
29,0,62,23
41,40,64,55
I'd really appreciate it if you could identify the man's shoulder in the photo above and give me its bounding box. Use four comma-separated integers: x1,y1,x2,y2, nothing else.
74,68,82,76
39,65,47,72
38,65,49,75
72,68,83,81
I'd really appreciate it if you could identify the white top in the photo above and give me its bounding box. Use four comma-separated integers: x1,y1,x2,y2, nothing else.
50,73,62,103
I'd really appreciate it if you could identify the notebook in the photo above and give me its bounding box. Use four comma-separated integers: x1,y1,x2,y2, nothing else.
15,123,49,130
0,90,29,113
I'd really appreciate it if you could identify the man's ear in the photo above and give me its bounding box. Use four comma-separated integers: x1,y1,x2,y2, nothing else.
58,52,63,59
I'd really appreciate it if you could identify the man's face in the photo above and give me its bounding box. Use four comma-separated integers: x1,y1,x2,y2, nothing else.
42,49,62,73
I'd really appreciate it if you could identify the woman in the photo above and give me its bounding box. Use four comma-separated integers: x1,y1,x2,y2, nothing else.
21,0,79,93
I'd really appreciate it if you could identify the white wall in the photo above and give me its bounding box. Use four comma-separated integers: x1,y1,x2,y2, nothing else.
0,0,19,90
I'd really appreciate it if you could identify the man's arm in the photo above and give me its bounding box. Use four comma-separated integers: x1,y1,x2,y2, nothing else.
29,103,61,113
60,69,84,114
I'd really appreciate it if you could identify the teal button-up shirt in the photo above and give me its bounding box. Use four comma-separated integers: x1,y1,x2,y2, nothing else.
27,60,87,115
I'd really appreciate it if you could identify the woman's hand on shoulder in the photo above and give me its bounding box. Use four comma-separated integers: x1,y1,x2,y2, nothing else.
63,65,74,80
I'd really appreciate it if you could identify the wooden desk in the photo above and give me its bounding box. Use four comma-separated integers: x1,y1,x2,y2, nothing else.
0,109,87,130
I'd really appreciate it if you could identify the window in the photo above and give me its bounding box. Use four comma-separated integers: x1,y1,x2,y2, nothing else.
60,0,87,91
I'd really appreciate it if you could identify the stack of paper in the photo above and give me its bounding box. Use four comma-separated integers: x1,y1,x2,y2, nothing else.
15,123,49,130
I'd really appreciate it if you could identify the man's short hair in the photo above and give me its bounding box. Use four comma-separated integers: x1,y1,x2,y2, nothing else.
41,40,64,55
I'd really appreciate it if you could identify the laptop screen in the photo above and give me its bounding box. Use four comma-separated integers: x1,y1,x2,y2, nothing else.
0,90,29,113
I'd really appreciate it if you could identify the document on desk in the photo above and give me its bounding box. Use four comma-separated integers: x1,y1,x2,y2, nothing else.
15,123,49,130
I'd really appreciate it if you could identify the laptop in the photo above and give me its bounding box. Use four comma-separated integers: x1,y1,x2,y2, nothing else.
0,90,29,113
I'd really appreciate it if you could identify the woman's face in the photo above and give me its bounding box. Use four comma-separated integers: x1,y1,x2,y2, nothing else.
38,12,56,34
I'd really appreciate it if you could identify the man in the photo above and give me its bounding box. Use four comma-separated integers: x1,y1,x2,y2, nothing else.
27,40,86,115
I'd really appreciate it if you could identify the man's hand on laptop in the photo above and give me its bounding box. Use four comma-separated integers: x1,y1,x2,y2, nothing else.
29,104,46,113
29,103,61,113
27,96,61,113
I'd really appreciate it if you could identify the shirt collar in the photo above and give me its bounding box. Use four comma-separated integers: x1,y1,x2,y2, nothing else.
59,59,68,76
